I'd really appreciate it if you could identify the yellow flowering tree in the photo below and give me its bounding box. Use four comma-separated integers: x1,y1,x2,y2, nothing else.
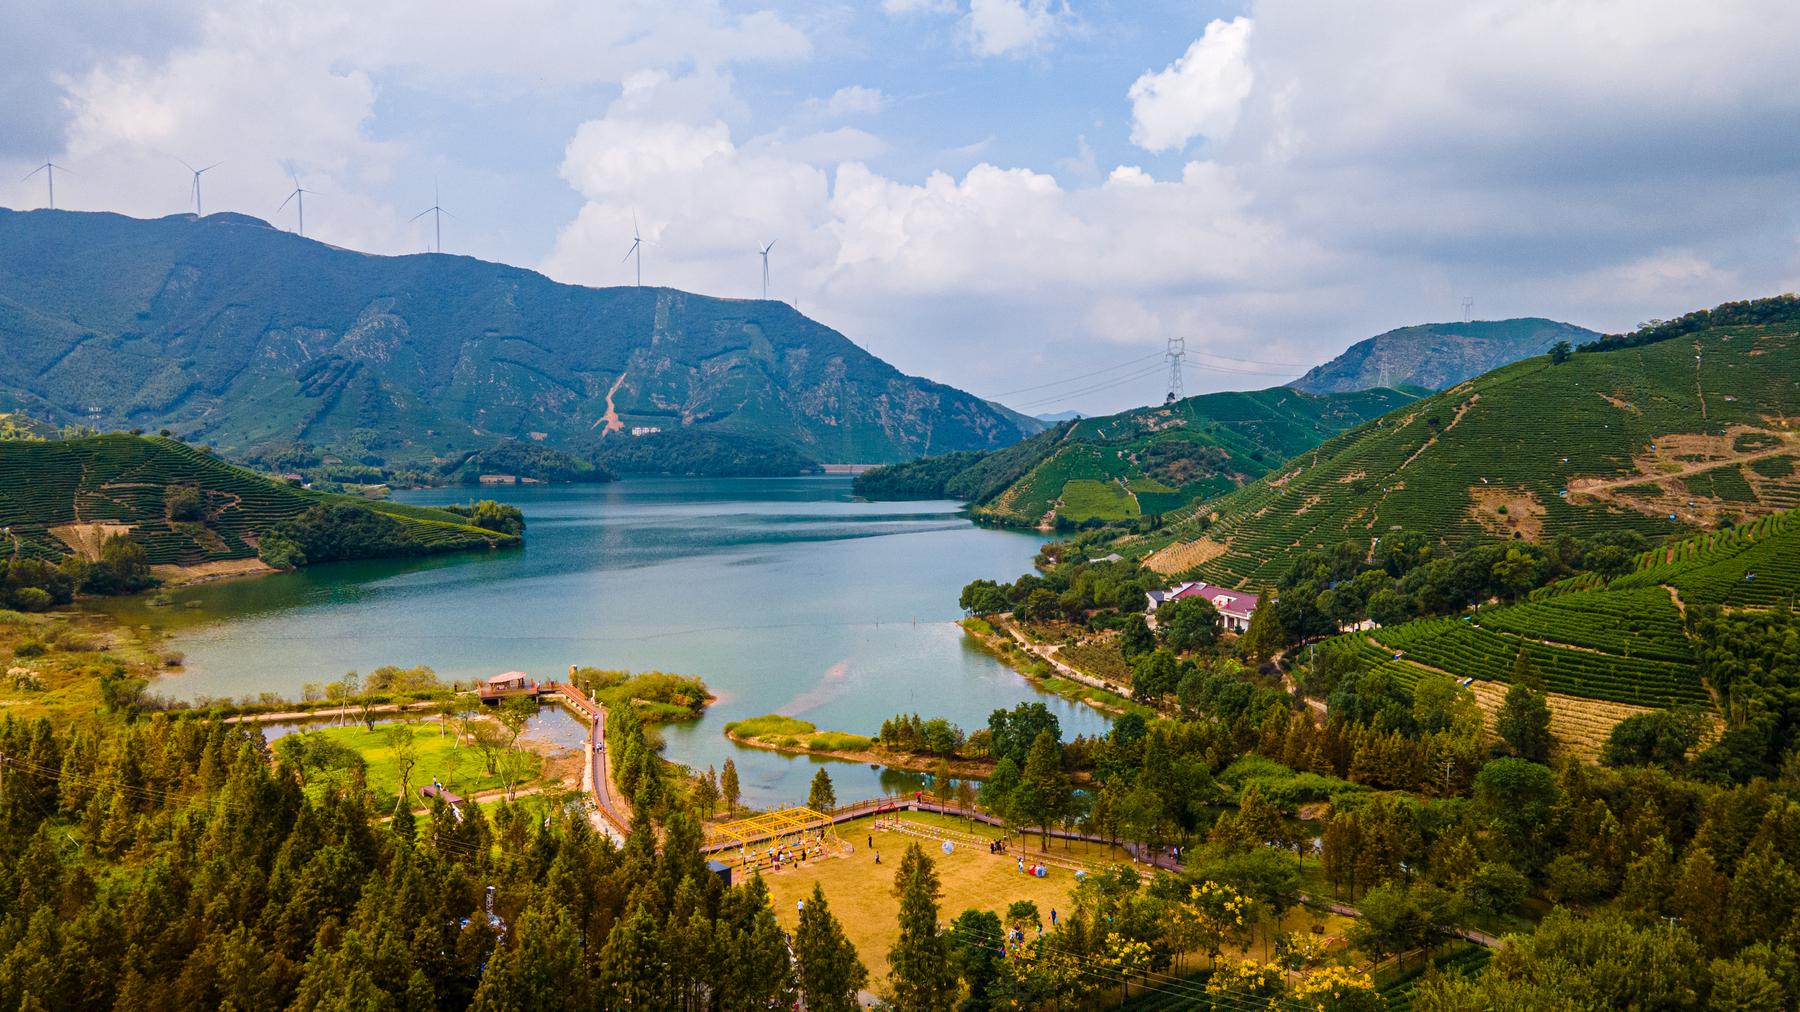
1290,964,1385,1011
1190,880,1254,968
1206,958,1284,1002
1099,932,1153,1004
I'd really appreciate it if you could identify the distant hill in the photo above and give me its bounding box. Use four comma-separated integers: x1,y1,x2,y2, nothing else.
0,434,514,573
1035,410,1085,423
1128,296,1800,584
0,209,1042,471
1290,318,1600,394
856,386,1420,526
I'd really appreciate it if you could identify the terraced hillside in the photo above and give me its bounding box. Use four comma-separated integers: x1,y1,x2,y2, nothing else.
858,386,1418,526
1136,308,1800,581
1333,508,1799,754
0,435,513,571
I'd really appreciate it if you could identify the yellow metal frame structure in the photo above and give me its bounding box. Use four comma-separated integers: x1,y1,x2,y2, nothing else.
707,806,835,853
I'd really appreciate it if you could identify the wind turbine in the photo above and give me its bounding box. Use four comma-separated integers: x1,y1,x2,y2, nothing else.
622,213,648,286
278,176,313,236
178,158,222,216
409,180,454,253
758,240,776,300
22,161,67,209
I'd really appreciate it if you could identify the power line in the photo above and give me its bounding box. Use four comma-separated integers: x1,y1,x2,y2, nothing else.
986,351,1168,398
1009,364,1167,410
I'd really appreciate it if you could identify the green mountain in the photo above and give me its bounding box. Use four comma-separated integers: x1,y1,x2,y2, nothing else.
855,385,1421,526
0,434,514,571
0,208,1041,470
1290,318,1600,394
1129,296,1800,583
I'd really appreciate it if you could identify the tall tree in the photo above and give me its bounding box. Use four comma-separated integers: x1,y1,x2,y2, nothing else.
794,884,868,1012
807,768,838,813
1016,729,1071,850
950,909,1004,1011
721,758,741,816
1238,593,1286,662
1497,679,1552,763
887,844,958,1012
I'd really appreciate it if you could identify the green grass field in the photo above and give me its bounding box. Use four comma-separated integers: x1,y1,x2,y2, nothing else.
281,720,544,805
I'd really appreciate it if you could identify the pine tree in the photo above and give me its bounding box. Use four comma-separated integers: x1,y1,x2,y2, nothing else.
696,765,720,819
807,768,837,813
1238,591,1285,662
795,884,868,1012
721,758,741,816
887,844,957,1011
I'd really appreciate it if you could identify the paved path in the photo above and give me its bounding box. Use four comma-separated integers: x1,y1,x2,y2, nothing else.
538,683,632,842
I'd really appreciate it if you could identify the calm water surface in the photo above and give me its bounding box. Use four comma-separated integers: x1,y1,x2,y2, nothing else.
114,478,1110,805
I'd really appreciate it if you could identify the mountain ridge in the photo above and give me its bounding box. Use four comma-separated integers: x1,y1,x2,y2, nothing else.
1290,318,1600,394
0,208,1042,469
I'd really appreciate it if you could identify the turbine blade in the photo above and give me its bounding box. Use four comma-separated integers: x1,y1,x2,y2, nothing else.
409,208,432,222
621,242,637,263
279,191,296,211
200,161,223,173
765,240,775,252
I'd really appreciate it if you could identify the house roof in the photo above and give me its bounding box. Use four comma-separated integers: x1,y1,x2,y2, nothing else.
483,671,529,685
1163,582,1261,617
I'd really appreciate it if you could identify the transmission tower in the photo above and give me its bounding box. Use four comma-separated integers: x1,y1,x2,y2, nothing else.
1164,336,1186,404
1461,297,1474,322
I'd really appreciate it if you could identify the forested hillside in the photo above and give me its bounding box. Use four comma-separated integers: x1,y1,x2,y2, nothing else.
0,434,514,574
1129,298,1800,583
0,209,1040,470
857,386,1418,526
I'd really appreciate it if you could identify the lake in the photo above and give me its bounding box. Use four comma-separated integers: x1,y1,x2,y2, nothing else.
113,477,1111,806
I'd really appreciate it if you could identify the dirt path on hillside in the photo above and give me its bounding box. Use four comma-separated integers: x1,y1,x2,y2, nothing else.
592,372,627,436
1695,342,1708,420
1568,438,1797,499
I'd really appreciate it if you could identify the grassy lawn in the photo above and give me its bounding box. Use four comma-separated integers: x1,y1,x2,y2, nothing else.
761,813,1097,982
290,719,544,804
725,713,874,752
1058,478,1141,522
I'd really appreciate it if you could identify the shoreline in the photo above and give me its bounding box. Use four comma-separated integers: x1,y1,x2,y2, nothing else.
723,727,1000,780
958,615,1151,718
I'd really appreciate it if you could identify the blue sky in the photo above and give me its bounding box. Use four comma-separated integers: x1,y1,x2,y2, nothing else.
4,1,1798,415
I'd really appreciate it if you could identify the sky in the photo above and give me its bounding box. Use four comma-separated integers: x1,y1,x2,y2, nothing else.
3,0,1799,416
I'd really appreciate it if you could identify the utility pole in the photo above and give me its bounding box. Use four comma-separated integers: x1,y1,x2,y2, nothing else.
1164,336,1186,405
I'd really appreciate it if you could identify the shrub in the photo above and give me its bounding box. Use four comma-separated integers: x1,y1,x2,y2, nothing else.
9,588,52,613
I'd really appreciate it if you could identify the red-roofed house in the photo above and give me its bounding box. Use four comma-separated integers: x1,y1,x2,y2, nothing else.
1145,582,1262,632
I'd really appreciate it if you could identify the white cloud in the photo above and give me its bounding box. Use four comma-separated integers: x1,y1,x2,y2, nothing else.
803,85,886,121
964,0,1068,57
1128,16,1254,153
6,1,810,258
882,0,957,13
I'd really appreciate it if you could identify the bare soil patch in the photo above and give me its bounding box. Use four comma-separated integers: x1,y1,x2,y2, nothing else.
150,558,277,586
49,522,131,559
1467,486,1545,540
